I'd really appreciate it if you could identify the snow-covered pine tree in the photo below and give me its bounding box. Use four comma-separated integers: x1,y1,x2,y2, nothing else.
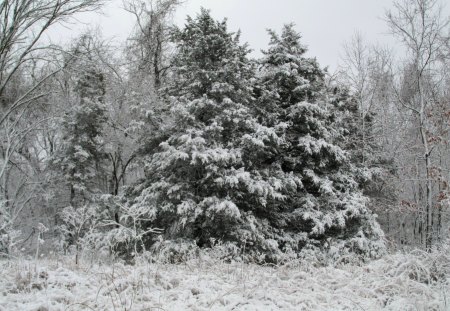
131,9,301,259
60,69,107,205
52,38,108,206
256,24,385,259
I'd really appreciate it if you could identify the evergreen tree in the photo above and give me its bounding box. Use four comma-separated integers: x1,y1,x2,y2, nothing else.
132,16,384,262
255,24,385,259
132,9,294,255
59,68,107,204
52,36,108,206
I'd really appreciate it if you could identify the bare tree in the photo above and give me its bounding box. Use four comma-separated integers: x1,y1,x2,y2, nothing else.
340,33,395,166
0,0,104,255
0,0,105,178
0,0,104,119
385,0,450,250
124,0,181,88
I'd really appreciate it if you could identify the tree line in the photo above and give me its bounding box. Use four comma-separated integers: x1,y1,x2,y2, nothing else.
0,0,449,263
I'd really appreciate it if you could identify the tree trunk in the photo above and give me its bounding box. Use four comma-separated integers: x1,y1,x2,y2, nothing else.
418,78,433,251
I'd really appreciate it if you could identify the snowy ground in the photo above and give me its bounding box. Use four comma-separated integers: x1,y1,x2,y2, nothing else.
0,250,449,311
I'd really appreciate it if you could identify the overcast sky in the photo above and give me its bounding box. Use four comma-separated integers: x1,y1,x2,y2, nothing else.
48,0,443,70
174,0,398,69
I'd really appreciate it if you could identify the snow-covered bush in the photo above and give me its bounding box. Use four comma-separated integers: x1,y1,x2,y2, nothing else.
58,203,108,263
0,200,21,257
95,195,163,260
58,194,166,263
150,238,199,263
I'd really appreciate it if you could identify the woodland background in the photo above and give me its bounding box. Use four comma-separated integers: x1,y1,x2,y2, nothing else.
1,0,450,264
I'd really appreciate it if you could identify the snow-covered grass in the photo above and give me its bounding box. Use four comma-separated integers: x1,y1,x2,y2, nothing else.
1,247,449,311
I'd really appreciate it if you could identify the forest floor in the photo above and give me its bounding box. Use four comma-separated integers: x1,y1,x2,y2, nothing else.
0,248,449,311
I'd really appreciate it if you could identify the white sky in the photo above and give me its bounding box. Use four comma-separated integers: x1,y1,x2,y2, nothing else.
174,0,398,69
47,0,445,70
